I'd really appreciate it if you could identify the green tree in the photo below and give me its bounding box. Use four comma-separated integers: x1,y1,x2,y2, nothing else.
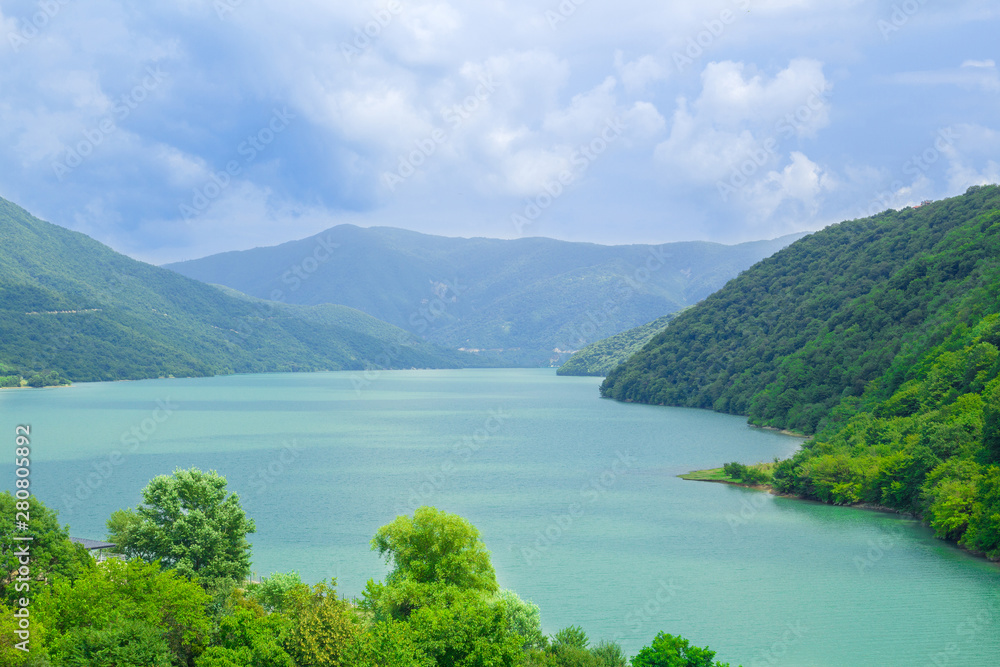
53,618,173,667
405,588,523,667
195,599,294,667
107,468,256,584
963,466,1000,559
591,640,628,667
496,589,545,650
246,571,304,613
34,558,212,666
347,618,432,667
722,463,746,480
631,632,732,667
552,626,589,650
284,582,361,667
0,492,94,605
371,506,498,593
982,381,1000,464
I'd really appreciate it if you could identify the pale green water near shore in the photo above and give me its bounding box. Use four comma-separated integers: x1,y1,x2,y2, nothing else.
3,369,998,665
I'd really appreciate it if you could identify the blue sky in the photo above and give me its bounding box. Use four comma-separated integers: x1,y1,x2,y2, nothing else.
1,0,998,263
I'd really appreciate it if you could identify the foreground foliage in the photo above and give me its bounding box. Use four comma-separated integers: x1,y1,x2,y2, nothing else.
107,468,256,584
0,493,742,666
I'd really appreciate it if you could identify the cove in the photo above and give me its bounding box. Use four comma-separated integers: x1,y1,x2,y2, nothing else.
2,368,998,665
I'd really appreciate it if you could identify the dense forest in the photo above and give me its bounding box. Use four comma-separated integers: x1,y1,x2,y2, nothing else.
557,313,678,377
1,476,736,667
602,185,1000,558
0,198,472,386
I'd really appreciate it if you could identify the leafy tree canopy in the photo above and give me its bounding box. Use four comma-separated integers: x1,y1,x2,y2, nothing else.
631,632,732,667
371,506,498,593
0,492,93,605
34,558,212,667
107,468,256,583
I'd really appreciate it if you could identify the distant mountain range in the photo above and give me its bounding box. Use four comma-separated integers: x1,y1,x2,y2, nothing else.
165,226,805,365
0,198,470,385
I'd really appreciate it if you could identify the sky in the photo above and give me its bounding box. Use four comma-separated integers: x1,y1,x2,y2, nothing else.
0,0,998,264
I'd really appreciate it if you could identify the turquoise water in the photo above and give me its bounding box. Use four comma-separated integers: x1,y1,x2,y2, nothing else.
2,369,999,665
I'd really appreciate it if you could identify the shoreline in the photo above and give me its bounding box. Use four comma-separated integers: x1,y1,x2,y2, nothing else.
680,468,999,566
747,423,812,439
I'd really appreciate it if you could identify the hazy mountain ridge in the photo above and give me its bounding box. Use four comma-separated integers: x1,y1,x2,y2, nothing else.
166,226,805,364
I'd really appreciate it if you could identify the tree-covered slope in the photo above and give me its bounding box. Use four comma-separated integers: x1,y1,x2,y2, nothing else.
0,197,469,384
772,312,1000,558
166,226,803,365
557,312,679,376
601,185,1000,435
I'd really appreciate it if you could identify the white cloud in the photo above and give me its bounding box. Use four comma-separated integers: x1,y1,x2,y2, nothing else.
614,51,667,95
655,59,832,184
693,59,831,135
745,151,836,221
0,0,996,258
943,123,1000,193
543,76,618,137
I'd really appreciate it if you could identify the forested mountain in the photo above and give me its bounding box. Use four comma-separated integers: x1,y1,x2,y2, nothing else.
557,313,678,376
0,198,470,385
166,226,803,365
602,185,1000,558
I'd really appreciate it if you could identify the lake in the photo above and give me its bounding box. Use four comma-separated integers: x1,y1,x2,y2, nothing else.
3,369,999,665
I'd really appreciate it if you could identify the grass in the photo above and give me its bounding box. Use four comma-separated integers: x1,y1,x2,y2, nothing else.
678,468,734,482
679,461,776,486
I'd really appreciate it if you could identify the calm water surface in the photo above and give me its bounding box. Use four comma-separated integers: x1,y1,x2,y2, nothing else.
2,369,998,665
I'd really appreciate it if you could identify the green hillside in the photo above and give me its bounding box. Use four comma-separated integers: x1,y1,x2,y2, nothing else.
602,186,1000,434
166,226,803,365
0,198,470,385
557,313,679,376
601,184,1000,557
